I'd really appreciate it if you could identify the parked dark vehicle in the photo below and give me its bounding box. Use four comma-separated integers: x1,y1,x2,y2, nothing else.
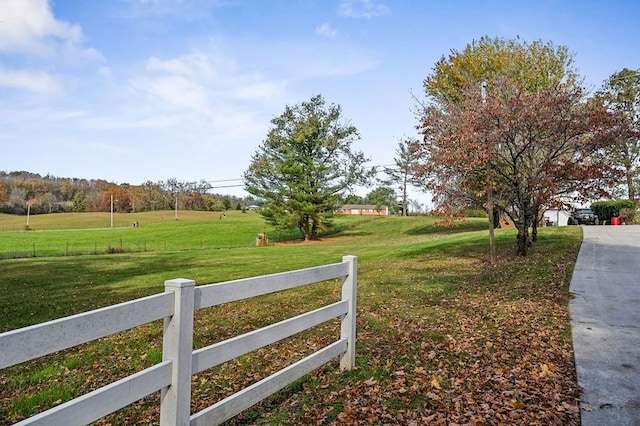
568,208,599,225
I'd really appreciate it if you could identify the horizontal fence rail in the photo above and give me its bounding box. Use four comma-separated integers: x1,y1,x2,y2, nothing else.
19,361,174,426
191,301,348,374
1,255,357,425
191,339,348,426
194,261,349,308
0,292,174,370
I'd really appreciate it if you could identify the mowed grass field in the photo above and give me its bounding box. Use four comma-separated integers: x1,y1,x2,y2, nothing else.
0,212,583,425
0,210,344,257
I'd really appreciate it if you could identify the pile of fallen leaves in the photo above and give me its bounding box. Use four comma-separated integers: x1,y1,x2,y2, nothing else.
325,292,580,425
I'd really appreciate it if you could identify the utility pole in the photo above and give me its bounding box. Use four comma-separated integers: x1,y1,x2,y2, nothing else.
482,81,497,265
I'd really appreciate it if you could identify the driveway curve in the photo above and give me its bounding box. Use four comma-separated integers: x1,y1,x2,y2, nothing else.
570,225,640,425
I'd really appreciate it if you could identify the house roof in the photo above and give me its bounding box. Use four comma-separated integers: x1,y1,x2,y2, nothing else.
340,204,387,210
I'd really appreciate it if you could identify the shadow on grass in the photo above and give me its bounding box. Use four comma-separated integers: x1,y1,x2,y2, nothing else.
397,226,582,301
0,254,216,331
0,247,348,332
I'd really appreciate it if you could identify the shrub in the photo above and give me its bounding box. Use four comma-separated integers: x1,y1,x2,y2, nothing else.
590,199,635,221
619,208,636,224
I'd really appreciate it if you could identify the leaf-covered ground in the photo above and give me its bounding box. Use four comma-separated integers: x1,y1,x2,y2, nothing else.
1,226,582,425
206,232,581,425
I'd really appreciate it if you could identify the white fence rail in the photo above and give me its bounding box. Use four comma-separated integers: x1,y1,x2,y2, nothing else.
0,255,357,426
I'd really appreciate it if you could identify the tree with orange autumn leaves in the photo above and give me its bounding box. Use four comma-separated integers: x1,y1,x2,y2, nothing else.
414,37,623,255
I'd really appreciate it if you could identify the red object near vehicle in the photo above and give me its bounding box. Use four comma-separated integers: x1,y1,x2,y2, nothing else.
611,217,621,226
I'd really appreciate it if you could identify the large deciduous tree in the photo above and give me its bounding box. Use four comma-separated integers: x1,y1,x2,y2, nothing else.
596,68,640,201
425,36,580,106
244,95,371,241
416,37,621,256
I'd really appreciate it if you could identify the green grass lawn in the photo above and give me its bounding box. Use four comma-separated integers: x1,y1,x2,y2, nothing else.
0,210,374,258
0,214,583,425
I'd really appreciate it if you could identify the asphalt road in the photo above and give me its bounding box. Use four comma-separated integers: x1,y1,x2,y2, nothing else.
569,225,640,425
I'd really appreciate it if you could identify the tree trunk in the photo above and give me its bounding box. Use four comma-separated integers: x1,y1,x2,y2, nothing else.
402,174,409,216
299,215,311,241
626,163,636,201
530,206,539,243
516,228,528,256
530,218,538,243
525,211,533,247
516,210,529,256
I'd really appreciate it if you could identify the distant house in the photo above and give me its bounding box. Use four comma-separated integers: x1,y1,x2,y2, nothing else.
338,204,389,216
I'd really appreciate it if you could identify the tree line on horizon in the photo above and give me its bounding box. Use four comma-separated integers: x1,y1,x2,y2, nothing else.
0,171,249,215
0,170,415,217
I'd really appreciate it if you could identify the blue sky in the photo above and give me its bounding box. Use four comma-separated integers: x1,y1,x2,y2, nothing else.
1,0,639,206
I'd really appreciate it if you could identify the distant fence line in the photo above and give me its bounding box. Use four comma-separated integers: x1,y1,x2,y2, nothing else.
0,234,310,259
0,218,375,259
0,256,358,425
0,238,262,259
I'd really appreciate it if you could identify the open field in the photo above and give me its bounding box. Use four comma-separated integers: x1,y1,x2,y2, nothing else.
0,210,269,232
0,211,372,258
0,214,582,424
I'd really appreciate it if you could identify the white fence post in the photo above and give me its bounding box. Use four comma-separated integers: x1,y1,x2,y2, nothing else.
340,255,357,370
161,278,195,426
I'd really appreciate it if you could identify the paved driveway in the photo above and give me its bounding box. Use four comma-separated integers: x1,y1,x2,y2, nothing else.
570,225,640,425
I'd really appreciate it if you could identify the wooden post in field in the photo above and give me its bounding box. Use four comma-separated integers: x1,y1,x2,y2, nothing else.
340,255,357,370
161,278,195,425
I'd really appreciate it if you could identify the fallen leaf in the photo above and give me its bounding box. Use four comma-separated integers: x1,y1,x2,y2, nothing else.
431,376,442,389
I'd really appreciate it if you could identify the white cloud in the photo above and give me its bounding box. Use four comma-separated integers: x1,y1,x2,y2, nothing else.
316,23,337,38
0,67,61,94
132,49,288,109
146,52,223,80
120,48,280,151
338,0,390,19
134,51,227,110
130,74,210,110
0,0,83,56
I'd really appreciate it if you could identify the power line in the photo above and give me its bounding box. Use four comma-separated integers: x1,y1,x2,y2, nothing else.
205,164,398,185
206,179,244,183
209,184,245,189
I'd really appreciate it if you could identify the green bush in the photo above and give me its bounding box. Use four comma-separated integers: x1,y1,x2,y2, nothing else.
590,199,636,221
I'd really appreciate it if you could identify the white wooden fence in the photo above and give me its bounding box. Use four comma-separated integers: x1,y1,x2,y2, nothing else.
0,255,357,425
